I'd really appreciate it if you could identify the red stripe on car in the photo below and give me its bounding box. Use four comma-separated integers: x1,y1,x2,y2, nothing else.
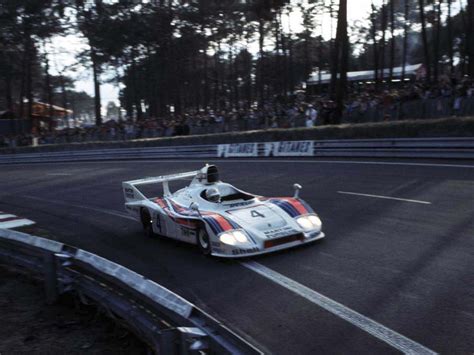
213,214,233,231
282,198,308,215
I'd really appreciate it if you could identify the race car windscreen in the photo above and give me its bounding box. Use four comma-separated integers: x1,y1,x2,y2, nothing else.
219,185,254,202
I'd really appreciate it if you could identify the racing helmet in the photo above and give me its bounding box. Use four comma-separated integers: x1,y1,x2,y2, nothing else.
206,187,221,203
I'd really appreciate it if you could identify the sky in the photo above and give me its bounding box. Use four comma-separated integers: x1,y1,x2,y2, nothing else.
48,0,379,107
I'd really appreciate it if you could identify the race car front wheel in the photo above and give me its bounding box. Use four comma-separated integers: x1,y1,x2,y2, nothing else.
197,229,211,255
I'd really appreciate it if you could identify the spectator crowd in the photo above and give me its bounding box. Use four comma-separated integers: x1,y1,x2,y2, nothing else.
1,78,473,148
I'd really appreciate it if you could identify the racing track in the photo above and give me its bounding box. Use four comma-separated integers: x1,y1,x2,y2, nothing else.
1,158,473,354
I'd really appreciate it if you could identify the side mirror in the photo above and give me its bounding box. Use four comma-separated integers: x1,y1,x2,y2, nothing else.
190,202,200,212
293,183,302,198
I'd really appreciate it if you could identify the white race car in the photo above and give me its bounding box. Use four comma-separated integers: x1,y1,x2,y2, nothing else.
122,165,324,257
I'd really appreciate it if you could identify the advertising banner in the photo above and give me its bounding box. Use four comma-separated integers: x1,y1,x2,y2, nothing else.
217,143,259,157
264,141,314,157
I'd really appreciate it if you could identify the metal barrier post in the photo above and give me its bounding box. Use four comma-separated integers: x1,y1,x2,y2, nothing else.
44,252,58,304
177,327,209,354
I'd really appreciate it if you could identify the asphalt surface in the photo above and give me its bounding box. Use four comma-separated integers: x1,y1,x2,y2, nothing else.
1,158,473,354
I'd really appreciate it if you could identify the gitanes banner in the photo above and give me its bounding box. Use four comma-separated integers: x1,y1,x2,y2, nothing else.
218,143,258,157
264,141,314,157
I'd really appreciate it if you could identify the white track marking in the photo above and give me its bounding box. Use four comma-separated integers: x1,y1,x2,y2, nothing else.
16,196,438,353
0,214,16,219
0,219,35,229
21,195,135,221
337,191,432,204
242,261,436,355
5,159,474,169
0,212,35,229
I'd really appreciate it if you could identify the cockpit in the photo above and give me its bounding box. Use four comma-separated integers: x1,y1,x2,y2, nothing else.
200,183,254,203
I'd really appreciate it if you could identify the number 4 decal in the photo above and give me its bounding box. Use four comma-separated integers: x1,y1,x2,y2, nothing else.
251,210,265,218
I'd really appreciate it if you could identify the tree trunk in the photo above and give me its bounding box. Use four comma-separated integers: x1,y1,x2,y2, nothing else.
91,48,102,126
333,0,348,124
258,17,265,108
245,36,252,108
401,0,409,81
389,0,395,81
380,1,387,83
203,50,209,109
44,53,54,131
459,3,467,75
274,13,284,97
286,7,295,95
202,24,209,109
467,0,474,76
4,73,13,112
329,0,340,98
371,1,379,87
60,75,68,127
418,0,432,81
433,1,441,81
18,58,25,120
447,0,454,75
25,33,33,128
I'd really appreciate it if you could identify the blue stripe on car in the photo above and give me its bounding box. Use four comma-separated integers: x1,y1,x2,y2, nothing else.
270,199,299,217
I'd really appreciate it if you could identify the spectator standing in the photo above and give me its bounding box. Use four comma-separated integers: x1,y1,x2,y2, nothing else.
305,104,318,126
453,93,463,116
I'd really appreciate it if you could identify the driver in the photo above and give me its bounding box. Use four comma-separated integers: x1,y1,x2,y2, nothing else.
205,187,221,203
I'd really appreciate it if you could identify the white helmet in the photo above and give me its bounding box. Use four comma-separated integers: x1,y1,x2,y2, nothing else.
206,187,221,203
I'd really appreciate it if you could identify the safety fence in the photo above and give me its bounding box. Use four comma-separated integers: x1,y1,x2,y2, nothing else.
0,137,473,163
342,96,474,123
0,228,261,354
2,97,473,147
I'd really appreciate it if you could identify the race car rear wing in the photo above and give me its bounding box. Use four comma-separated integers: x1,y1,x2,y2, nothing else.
122,170,200,202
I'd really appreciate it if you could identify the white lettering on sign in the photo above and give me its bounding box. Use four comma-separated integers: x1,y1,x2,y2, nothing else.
217,143,258,157
265,141,314,157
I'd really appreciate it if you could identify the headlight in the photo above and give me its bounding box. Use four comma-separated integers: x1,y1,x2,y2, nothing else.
233,230,249,243
296,215,322,231
219,230,250,245
296,217,313,231
308,215,322,229
219,233,236,245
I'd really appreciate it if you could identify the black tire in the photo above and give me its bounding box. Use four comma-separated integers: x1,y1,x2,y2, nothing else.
141,209,155,238
196,228,212,255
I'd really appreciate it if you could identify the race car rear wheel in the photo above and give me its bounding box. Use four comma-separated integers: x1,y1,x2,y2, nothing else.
197,229,211,255
141,209,155,238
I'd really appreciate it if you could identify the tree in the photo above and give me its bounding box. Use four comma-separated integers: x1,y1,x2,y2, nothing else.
418,0,431,81
370,1,380,86
0,0,64,133
389,0,395,81
75,0,108,125
401,0,410,81
330,0,348,124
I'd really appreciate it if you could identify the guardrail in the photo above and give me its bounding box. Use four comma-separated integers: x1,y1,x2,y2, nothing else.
1,137,473,163
0,138,474,164
0,228,262,354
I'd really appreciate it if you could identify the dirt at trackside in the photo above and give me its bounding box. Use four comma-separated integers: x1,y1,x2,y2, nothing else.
0,264,147,353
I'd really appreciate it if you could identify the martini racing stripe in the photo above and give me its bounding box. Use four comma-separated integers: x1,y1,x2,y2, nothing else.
265,198,312,217
296,198,314,213
155,198,240,234
273,200,298,217
202,213,240,234
281,198,309,215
